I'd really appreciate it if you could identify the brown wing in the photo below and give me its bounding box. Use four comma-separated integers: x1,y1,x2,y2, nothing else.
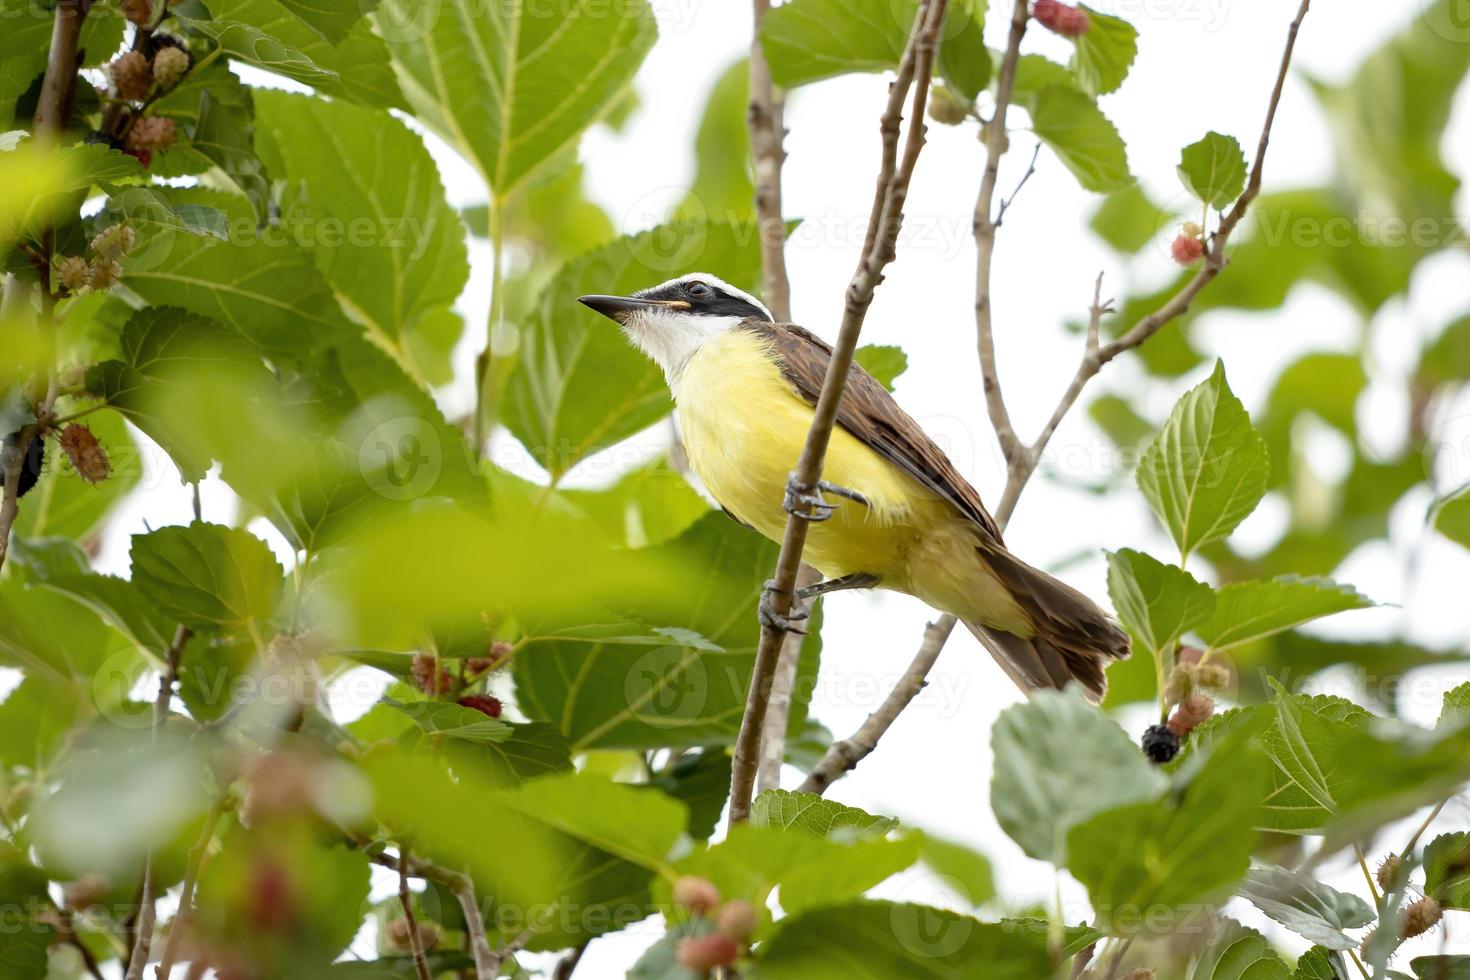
741,320,1005,545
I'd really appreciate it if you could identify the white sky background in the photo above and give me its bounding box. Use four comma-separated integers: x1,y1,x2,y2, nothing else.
54,0,1470,974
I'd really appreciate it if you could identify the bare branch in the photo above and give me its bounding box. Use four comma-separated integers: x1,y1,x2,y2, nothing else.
973,0,1031,466
994,142,1041,229
153,797,227,979
758,563,820,792
453,878,497,980
993,273,1109,525
34,0,90,141
748,0,792,323
800,0,1313,798
1099,0,1310,364
397,846,434,980
728,0,952,827
797,617,956,794
124,624,190,980
748,0,807,792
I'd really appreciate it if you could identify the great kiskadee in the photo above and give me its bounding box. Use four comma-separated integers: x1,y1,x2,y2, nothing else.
579,274,1130,701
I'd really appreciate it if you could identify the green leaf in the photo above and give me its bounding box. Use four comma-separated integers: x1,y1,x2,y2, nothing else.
938,1,992,101
1026,84,1134,193
990,688,1165,864
1136,361,1270,557
1411,957,1470,980
682,58,755,221
503,220,765,477
130,522,284,631
671,821,917,920
365,750,663,949
276,0,378,43
190,90,270,224
1197,576,1372,651
1254,687,1470,840
384,697,513,744
1070,6,1137,96
761,0,909,88
1293,946,1351,980
203,0,404,108
751,790,897,837
754,902,1053,979
1424,833,1470,910
1105,548,1215,659
1433,485,1470,550
853,344,909,392
1443,683,1470,726
650,748,730,840
919,834,996,908
500,770,687,871
1068,724,1268,931
121,188,355,364
561,457,712,548
1239,864,1374,950
378,0,657,195
1089,184,1169,253
1188,921,1291,980
514,513,822,750
1178,131,1249,209
187,12,339,89
252,89,469,363
86,306,278,482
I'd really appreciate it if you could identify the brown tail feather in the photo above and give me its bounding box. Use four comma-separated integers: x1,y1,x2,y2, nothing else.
967,547,1131,703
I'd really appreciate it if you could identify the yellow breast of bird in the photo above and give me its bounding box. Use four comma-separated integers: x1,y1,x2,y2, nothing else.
675,328,943,586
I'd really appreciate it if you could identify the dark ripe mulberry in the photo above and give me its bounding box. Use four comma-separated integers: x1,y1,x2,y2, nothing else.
457,694,502,718
3,431,46,498
1141,724,1180,763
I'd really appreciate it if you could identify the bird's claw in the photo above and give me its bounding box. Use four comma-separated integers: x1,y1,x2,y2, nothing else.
759,578,810,634
783,474,869,522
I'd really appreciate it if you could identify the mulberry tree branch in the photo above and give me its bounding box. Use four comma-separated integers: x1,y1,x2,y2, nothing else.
728,0,952,827
798,0,1313,798
747,0,813,794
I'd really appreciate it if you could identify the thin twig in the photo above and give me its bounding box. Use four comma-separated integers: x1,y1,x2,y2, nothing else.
1102,937,1135,980
748,0,806,788
1402,797,1449,857
397,845,434,980
973,0,1032,467
727,0,951,827
1068,941,1096,980
453,878,496,980
1355,844,1383,906
125,624,190,980
758,564,820,792
56,909,106,980
553,941,588,980
748,0,792,324
994,143,1041,228
153,796,226,979
800,0,1314,797
797,617,956,794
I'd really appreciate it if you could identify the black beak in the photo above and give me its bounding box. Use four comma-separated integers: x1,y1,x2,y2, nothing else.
578,295,689,323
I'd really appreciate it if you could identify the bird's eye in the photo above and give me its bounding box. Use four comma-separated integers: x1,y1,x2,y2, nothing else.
687,282,711,299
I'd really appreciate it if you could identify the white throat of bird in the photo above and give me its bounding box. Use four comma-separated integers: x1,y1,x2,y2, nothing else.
577,273,773,390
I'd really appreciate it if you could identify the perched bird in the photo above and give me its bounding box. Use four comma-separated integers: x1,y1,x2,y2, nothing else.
579,274,1129,701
